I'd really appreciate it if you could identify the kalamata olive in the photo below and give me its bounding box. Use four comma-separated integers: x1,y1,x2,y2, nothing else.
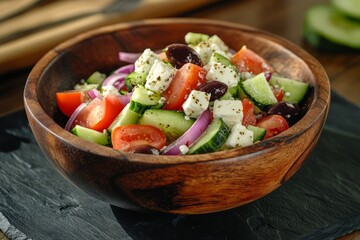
198,81,228,101
130,145,158,154
165,43,203,68
267,102,301,125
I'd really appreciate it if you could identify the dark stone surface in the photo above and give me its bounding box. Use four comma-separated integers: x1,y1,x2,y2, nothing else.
0,92,359,240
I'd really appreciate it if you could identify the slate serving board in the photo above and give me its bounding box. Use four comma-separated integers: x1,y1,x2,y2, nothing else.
0,92,359,240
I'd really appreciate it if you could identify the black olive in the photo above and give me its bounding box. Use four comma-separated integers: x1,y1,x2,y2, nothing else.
165,43,203,68
198,81,228,101
268,102,301,125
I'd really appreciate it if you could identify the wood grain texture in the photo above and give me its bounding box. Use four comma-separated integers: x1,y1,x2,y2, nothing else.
0,0,38,21
23,19,330,214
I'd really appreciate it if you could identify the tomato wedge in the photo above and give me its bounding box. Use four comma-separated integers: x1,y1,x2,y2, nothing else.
162,63,207,110
56,90,86,117
231,45,273,75
256,114,289,139
73,95,125,132
272,88,284,102
241,98,257,126
112,124,166,152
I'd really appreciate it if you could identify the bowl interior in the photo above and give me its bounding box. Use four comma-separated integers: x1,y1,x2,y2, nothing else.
30,18,326,163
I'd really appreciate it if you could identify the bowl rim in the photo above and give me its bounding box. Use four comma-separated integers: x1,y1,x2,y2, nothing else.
24,18,330,165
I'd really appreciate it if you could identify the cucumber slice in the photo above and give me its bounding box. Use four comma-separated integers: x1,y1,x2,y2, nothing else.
188,118,230,154
269,75,309,104
219,91,233,100
332,0,360,20
138,109,195,143
129,86,162,114
209,52,238,72
228,85,238,98
303,4,360,49
108,103,141,132
247,125,266,143
71,125,109,145
86,71,106,85
185,32,209,46
240,73,277,110
125,72,147,92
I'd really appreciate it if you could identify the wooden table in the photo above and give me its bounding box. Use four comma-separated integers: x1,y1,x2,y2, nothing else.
0,0,359,239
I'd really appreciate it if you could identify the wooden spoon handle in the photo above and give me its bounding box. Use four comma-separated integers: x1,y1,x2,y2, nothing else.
0,0,216,74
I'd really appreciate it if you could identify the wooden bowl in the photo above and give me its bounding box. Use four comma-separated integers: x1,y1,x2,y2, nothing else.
24,18,330,214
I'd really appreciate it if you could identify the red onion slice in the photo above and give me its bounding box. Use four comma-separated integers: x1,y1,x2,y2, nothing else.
88,89,100,99
65,103,87,131
114,64,135,74
264,71,272,81
102,73,127,90
163,110,212,155
119,52,141,63
117,92,133,106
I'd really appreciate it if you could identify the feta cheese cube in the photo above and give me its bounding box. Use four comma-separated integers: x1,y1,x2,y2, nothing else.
226,123,253,148
194,41,228,65
134,48,160,75
208,35,230,54
182,90,210,118
100,85,120,97
179,145,190,155
145,60,176,93
206,62,239,88
213,99,243,128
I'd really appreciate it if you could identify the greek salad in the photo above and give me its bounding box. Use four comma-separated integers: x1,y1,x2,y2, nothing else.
56,32,309,155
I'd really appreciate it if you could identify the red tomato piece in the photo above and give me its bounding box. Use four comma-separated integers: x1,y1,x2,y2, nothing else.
231,45,273,75
162,63,207,111
241,98,257,126
158,52,168,62
272,88,284,102
73,95,124,132
256,114,289,139
112,124,166,152
56,90,86,117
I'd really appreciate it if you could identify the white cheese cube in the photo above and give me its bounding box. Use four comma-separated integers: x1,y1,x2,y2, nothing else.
206,62,239,88
145,60,176,93
194,41,228,65
182,90,210,118
100,85,120,97
226,123,253,148
213,99,243,128
208,35,229,53
179,145,190,155
134,48,160,75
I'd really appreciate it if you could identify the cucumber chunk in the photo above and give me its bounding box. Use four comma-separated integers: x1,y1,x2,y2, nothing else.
185,32,209,46
188,118,230,154
86,71,106,85
209,52,238,72
71,125,109,145
332,0,360,20
247,125,266,143
129,86,162,114
125,72,147,92
240,73,277,110
303,4,360,49
108,103,141,132
138,109,195,143
269,75,309,104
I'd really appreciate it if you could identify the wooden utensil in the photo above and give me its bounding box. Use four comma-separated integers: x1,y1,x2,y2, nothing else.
0,0,216,74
